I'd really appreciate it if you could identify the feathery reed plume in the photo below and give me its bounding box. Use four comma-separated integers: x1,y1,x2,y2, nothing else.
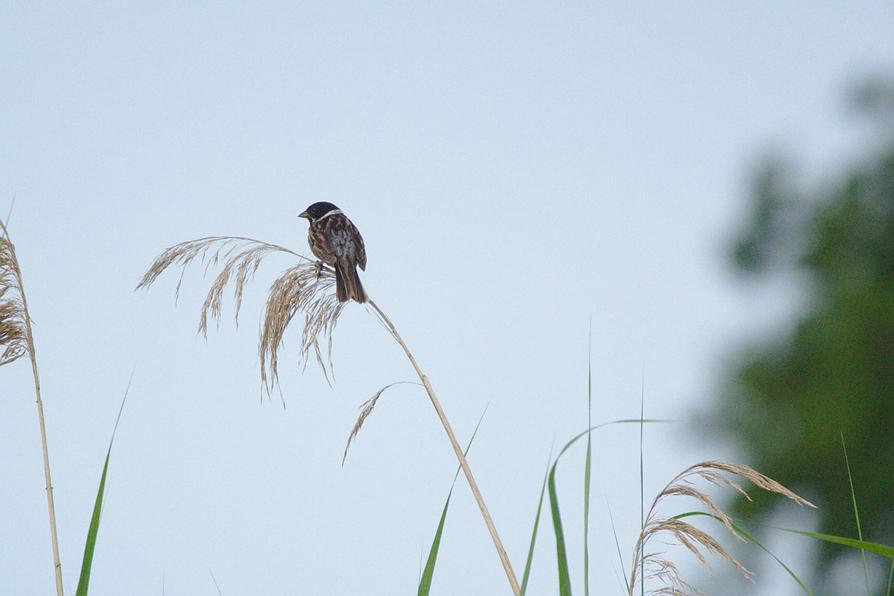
138,233,522,595
628,460,815,595
259,261,342,388
0,257,27,365
136,236,341,386
0,219,64,596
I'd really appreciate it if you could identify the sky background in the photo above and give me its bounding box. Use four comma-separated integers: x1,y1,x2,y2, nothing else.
2,2,893,595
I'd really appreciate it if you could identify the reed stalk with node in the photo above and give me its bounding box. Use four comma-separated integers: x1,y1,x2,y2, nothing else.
1,219,64,596
137,234,521,595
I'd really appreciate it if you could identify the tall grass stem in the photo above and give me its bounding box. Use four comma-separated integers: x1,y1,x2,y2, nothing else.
368,299,520,595
1,220,64,595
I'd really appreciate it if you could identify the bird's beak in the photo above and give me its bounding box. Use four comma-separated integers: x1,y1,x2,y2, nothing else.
298,211,309,219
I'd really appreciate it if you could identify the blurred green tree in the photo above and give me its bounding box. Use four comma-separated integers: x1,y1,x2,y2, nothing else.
714,80,894,588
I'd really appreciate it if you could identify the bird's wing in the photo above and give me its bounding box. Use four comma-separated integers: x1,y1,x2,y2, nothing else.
325,215,364,266
354,222,367,270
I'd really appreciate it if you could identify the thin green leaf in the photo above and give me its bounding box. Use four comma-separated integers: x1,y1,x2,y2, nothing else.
886,559,893,596
673,512,812,595
417,406,488,596
841,433,870,595
418,493,453,596
76,378,131,596
584,322,593,596
549,459,572,596
521,453,552,595
606,500,629,594
638,375,645,596
548,418,670,596
774,527,894,559
75,446,111,596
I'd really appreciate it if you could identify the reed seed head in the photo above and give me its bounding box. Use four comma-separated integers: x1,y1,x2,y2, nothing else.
0,223,28,366
137,236,345,390
629,460,815,595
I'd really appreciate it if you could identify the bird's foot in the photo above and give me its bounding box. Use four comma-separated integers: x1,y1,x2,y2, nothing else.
314,261,324,279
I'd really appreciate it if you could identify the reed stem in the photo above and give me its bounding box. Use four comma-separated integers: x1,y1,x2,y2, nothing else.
368,299,520,595
1,221,64,596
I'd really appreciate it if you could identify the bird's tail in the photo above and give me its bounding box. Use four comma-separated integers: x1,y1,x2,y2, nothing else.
334,259,367,303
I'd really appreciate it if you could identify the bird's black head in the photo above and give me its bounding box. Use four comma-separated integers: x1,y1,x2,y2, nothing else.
298,201,340,222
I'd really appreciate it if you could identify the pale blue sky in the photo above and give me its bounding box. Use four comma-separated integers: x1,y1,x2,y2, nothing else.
2,3,893,595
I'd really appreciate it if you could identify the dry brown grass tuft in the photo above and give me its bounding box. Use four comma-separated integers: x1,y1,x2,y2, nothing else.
137,236,344,388
629,461,815,595
0,230,27,365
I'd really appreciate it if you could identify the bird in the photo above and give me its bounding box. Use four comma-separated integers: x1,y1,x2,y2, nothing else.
298,201,367,303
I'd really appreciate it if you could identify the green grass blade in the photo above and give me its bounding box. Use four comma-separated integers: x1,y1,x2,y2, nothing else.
606,500,629,594
673,512,812,595
75,377,131,596
548,418,670,596
558,419,671,459
773,527,894,559
841,433,870,595
418,493,453,596
886,559,893,596
584,322,592,596
548,460,573,596
638,376,645,596
521,454,552,595
75,446,111,596
417,407,488,596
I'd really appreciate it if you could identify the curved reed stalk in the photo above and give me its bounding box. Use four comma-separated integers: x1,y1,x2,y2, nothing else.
138,235,521,594
368,300,521,594
1,220,64,596
628,460,815,595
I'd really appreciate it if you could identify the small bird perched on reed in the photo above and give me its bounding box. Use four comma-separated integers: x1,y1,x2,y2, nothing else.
298,202,367,303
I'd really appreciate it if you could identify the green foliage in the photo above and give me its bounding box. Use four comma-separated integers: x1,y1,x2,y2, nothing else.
715,87,894,587
417,491,453,596
76,383,129,596
548,454,573,596
520,457,550,595
776,527,894,560
546,420,667,596
76,446,111,596
583,325,593,596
